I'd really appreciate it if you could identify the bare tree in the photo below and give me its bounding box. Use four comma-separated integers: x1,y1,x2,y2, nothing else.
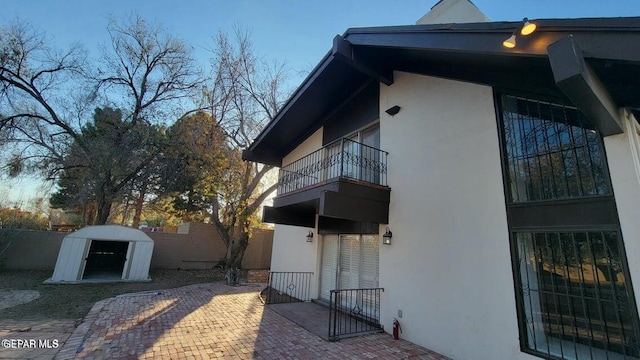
1,16,204,225
0,20,90,179
97,14,204,125
204,27,289,268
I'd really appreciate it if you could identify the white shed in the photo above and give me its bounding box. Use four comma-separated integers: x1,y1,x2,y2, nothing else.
47,225,154,283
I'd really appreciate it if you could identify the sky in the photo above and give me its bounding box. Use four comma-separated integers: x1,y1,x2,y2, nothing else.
1,0,639,208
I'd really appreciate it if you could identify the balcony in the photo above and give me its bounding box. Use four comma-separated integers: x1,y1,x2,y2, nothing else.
277,138,388,195
263,138,390,228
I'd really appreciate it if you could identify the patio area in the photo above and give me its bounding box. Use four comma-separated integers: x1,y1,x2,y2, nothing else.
49,283,449,359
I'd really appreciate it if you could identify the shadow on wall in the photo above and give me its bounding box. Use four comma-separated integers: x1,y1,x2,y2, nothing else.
0,223,273,271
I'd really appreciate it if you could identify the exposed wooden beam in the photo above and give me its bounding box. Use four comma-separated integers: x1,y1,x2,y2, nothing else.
548,35,624,136
332,35,394,86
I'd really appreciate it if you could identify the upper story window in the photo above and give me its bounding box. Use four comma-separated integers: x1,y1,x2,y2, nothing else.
501,95,611,203
497,92,640,360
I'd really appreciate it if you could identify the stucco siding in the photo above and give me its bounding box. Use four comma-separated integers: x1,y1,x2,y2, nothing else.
282,127,323,167
379,72,535,360
271,128,324,297
604,110,640,308
271,223,321,299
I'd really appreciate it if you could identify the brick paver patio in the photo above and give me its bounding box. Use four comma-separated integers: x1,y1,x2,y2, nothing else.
49,283,449,359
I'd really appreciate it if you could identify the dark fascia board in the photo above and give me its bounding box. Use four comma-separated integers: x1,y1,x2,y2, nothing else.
332,35,394,85
344,17,640,36
243,17,640,166
344,17,640,62
548,35,624,135
319,191,389,224
243,50,335,162
262,206,316,227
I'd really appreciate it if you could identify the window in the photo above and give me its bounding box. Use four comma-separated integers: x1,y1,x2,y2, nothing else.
517,231,639,359
501,95,610,202
325,124,385,185
497,93,640,360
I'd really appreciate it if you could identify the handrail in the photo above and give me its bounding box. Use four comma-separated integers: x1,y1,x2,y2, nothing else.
262,271,314,304
328,287,384,340
278,138,388,195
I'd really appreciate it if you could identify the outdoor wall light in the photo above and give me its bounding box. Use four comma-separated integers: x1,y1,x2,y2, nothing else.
520,18,537,36
306,230,314,242
503,18,536,49
382,227,392,245
502,33,517,48
385,105,401,116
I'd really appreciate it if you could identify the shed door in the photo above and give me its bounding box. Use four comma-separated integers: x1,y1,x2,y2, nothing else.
82,240,129,280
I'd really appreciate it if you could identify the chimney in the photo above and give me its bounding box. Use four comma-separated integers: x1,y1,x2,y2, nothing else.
416,0,490,25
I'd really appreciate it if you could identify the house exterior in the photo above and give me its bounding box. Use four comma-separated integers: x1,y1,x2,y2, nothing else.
242,2,640,359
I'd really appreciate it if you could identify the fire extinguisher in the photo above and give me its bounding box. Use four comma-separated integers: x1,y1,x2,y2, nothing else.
393,318,402,340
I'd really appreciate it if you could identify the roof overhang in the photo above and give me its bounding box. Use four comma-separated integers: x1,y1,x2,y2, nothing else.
243,17,640,166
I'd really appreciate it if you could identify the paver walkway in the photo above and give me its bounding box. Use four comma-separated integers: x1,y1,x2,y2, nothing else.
0,319,77,360
47,283,449,359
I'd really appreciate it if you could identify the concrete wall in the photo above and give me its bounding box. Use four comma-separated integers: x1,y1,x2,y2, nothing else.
1,223,273,271
271,223,321,299
379,72,534,360
0,229,65,270
243,229,274,270
604,110,640,307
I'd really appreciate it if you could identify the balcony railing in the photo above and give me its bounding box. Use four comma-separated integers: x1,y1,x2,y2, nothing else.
328,288,384,340
278,138,388,195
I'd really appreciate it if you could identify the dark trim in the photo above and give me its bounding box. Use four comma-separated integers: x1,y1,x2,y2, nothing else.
318,217,379,235
493,89,529,354
241,149,281,167
273,182,340,208
494,89,640,359
273,177,390,208
262,206,316,228
322,81,379,146
267,177,390,226
547,36,623,135
508,196,618,230
244,17,640,168
245,51,333,155
332,35,393,86
345,18,640,62
319,191,389,224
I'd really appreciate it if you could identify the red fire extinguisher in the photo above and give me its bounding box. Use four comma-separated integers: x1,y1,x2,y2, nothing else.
393,318,402,340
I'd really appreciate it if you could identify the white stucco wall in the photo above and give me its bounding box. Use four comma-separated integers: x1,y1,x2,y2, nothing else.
379,72,536,360
271,128,324,298
604,110,640,306
282,127,323,166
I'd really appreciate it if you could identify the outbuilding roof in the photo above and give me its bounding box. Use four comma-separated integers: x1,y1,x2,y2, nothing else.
65,225,154,243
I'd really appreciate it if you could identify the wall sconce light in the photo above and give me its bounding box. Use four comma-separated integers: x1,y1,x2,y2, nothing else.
503,17,536,49
382,227,392,245
520,18,537,36
385,105,401,116
502,33,517,48
306,230,314,242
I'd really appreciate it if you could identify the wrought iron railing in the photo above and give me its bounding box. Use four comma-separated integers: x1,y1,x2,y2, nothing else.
262,271,313,304
278,138,388,195
328,288,384,340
